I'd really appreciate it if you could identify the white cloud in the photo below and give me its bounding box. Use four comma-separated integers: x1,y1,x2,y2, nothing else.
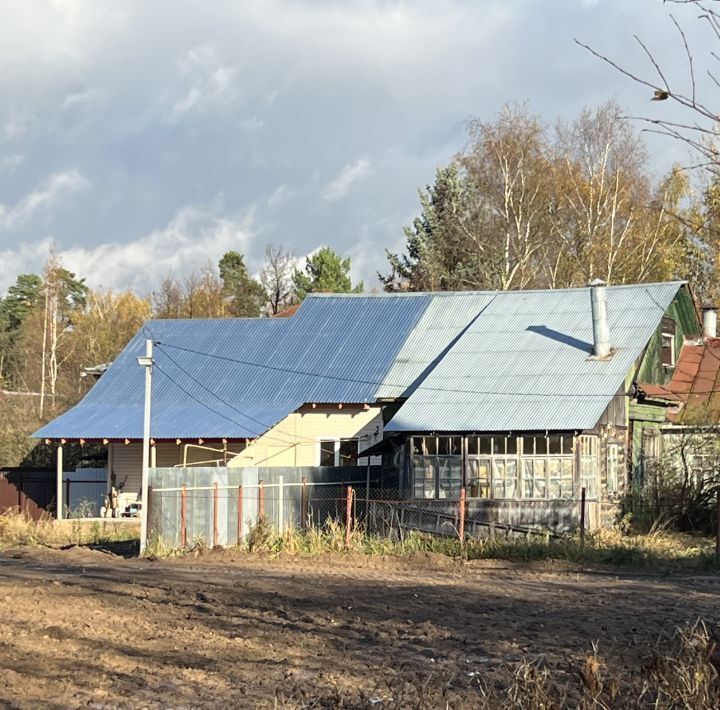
0,203,255,294
322,158,373,202
59,204,252,293
267,184,293,207
60,87,107,111
0,170,88,230
1,154,25,172
170,45,236,119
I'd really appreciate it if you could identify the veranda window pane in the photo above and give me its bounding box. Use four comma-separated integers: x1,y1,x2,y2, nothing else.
412,438,424,455
436,437,461,455
424,437,438,455
467,458,491,498
548,435,562,455
547,458,562,498
535,437,548,455
467,437,479,455
438,459,462,499
562,435,574,455
413,457,436,499
522,437,534,455
479,437,492,455
561,459,573,498
492,438,503,455
506,437,518,455
524,459,547,499
493,459,518,499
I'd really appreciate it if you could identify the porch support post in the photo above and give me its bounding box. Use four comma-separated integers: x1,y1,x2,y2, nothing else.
56,442,63,520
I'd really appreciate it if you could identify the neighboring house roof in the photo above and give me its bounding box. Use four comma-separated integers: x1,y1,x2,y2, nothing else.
272,304,301,318
34,294,430,440
386,282,686,433
639,338,720,424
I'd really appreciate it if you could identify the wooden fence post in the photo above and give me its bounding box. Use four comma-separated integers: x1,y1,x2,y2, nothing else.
345,485,353,550
301,477,308,530
237,485,243,545
458,487,466,544
258,480,265,518
180,484,187,549
580,486,586,545
213,482,219,547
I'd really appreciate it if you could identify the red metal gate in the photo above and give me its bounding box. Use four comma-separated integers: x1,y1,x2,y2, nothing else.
0,469,55,520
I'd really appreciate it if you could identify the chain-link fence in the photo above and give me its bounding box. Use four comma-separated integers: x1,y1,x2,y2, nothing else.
148,466,607,549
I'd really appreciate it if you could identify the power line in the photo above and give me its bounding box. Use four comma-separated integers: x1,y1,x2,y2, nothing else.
152,340,636,399
152,337,323,448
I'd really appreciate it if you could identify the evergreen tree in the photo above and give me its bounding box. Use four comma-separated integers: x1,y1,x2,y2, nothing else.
218,251,265,317
293,247,363,301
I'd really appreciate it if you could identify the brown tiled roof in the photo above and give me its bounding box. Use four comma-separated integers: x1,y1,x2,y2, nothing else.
639,338,720,424
272,304,301,318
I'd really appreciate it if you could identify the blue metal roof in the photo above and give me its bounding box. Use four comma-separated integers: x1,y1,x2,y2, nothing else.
35,293,430,440
386,282,687,433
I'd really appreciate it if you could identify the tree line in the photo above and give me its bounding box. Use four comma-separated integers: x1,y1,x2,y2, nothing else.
382,101,719,301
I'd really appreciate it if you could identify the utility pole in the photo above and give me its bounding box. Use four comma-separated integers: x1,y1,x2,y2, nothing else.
137,339,153,555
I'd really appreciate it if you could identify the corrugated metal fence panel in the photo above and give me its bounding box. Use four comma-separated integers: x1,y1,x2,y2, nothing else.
148,465,380,548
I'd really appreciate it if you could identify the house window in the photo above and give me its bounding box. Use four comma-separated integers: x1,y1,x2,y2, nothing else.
339,439,358,467
318,439,359,467
578,435,599,498
661,316,676,367
607,444,620,494
521,435,574,500
319,440,336,467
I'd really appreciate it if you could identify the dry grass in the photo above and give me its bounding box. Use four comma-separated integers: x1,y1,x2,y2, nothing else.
150,517,719,571
0,509,139,549
272,620,720,708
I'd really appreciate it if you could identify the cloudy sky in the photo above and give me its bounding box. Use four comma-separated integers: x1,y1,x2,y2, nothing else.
0,0,713,296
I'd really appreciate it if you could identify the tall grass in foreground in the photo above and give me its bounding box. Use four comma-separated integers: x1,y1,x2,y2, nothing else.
0,509,139,549
151,516,718,571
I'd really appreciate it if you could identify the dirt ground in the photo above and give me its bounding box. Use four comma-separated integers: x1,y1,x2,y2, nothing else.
0,546,718,709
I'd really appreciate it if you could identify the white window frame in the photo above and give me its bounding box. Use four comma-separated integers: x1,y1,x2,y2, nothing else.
661,316,676,368
316,438,359,467
607,443,620,495
520,434,574,500
578,435,599,499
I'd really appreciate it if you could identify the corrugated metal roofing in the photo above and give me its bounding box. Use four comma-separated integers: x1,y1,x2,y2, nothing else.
386,282,686,433
34,293,430,440
375,292,495,399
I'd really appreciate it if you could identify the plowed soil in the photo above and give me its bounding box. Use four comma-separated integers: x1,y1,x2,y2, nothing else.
0,546,718,708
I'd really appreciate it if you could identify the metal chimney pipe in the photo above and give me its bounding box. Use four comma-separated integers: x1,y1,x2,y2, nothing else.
702,305,717,339
589,279,610,358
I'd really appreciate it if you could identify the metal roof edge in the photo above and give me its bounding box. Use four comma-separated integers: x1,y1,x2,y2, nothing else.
304,281,687,300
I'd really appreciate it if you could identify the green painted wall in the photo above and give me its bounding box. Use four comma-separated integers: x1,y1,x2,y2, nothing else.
635,286,700,386
629,285,700,473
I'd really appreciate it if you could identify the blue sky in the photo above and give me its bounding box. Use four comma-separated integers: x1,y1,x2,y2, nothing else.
0,0,713,295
